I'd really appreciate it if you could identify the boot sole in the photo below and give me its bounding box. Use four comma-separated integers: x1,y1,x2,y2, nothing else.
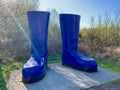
22,72,46,83
62,62,97,72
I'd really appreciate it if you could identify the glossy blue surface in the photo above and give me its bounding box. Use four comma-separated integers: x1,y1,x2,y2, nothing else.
59,14,97,72
22,11,50,83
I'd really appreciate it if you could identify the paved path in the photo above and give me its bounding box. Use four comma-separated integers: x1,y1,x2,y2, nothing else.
7,63,120,90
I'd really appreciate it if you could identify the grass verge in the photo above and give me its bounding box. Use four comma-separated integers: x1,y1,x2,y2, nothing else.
0,62,23,90
97,59,120,84
0,56,61,90
48,56,61,63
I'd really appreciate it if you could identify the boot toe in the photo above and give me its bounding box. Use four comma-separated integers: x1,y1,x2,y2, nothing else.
62,52,98,72
22,57,46,83
76,53,98,72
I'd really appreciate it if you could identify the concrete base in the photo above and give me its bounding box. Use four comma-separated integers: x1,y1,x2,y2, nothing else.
7,63,120,90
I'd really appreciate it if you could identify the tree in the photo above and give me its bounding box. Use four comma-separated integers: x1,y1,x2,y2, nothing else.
48,9,61,56
88,16,96,51
0,0,39,63
104,12,111,46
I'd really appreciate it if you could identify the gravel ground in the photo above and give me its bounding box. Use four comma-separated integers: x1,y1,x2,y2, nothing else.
7,63,120,90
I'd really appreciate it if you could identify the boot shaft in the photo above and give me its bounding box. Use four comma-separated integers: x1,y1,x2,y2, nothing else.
27,11,50,56
59,14,81,53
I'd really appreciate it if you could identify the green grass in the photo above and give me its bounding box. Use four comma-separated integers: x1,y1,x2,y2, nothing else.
97,59,120,73
0,56,120,89
48,56,61,63
0,66,7,90
0,62,24,90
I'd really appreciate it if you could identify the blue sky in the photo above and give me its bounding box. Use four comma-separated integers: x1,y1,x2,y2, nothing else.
39,0,120,28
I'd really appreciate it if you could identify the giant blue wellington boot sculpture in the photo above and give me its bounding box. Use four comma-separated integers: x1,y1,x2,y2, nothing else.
22,11,50,83
59,14,97,72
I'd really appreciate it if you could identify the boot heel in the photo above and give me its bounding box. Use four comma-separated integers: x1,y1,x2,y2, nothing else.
62,62,70,66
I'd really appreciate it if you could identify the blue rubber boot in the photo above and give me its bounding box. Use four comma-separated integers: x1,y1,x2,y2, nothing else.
22,11,50,83
59,14,97,72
